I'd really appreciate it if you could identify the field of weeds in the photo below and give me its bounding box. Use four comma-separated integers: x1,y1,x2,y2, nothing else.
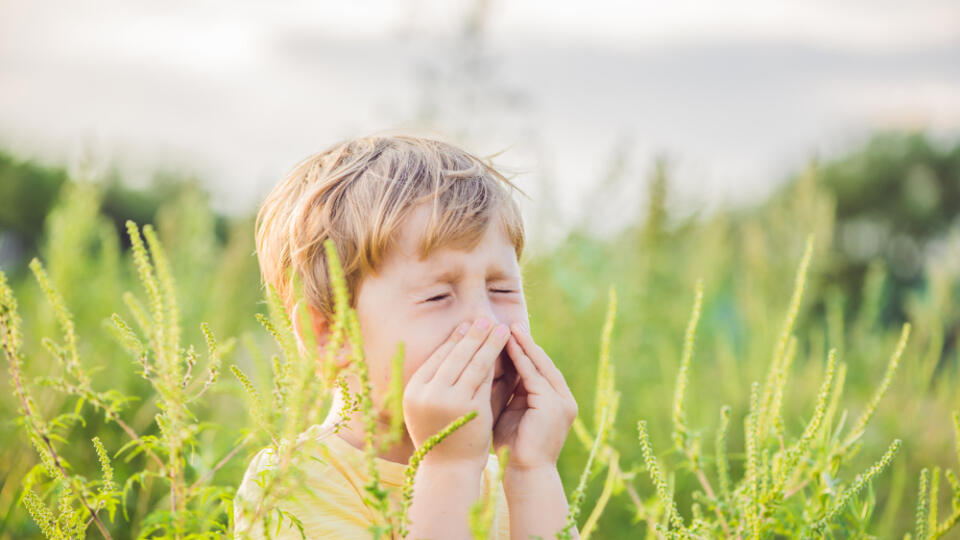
1,133,958,538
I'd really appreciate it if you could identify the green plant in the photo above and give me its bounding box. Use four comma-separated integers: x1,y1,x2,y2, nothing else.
558,237,960,539
2,222,241,538
3,163,960,538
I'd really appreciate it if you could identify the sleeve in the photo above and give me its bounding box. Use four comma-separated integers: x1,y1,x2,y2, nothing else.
233,447,378,540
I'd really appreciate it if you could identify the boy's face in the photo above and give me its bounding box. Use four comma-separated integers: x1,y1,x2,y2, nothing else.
353,202,527,413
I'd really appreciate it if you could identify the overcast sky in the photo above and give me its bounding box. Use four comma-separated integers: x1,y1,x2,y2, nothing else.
2,0,959,244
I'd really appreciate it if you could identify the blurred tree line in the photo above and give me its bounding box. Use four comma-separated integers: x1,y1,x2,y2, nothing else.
2,131,958,345
775,132,960,319
0,151,233,273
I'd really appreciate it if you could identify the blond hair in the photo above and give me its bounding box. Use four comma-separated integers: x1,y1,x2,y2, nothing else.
255,134,526,323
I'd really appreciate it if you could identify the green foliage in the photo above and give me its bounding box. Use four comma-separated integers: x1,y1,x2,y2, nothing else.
573,246,934,538
562,287,619,540
549,232,960,538
2,132,960,538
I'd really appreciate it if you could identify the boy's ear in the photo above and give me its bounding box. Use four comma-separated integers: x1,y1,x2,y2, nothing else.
306,302,327,342
291,301,351,368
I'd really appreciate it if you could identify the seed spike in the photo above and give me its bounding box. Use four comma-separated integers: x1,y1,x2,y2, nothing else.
398,411,478,538
92,437,115,495
930,467,940,535
844,323,911,449
759,235,814,438
746,382,761,538
126,220,170,389
382,341,406,452
715,405,732,504
917,468,930,540
638,420,688,536
594,285,618,434
142,224,181,375
672,279,703,451
564,393,616,539
29,259,86,386
811,439,901,534
775,349,837,494
769,335,798,439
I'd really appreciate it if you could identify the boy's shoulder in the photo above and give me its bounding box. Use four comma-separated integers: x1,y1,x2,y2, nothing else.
233,424,382,538
233,423,510,539
235,423,364,497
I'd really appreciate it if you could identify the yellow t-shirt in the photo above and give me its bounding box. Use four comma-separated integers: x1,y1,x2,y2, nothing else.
233,423,511,539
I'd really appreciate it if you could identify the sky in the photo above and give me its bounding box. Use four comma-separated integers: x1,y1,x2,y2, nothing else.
1,0,958,246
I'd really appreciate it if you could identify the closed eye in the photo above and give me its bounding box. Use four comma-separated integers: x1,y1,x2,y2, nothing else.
424,290,517,302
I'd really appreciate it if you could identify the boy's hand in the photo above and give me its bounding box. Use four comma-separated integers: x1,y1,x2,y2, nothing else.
403,317,510,471
493,322,578,471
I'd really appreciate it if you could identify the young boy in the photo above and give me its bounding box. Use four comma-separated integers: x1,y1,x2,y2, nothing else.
234,134,579,539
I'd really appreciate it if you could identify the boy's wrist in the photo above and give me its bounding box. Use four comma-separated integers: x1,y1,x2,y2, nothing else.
420,453,487,477
502,463,562,499
408,453,486,540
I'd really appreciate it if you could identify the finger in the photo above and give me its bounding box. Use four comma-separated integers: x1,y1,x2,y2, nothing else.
504,336,551,393
472,356,496,400
412,322,469,385
456,322,510,392
511,323,572,398
433,318,495,385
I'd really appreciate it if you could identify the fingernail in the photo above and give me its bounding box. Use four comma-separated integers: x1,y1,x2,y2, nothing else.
494,324,509,338
476,318,491,329
457,322,471,335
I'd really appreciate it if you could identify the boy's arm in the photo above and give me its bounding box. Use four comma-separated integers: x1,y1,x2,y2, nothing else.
495,323,580,539
407,458,485,539
503,465,574,539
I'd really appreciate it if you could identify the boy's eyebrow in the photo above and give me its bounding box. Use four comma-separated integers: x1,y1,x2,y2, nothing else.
411,264,519,288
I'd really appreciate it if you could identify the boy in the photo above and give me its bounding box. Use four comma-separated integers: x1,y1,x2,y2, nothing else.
234,134,579,539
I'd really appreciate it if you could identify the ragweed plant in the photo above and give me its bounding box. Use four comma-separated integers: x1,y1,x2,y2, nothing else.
3,179,959,539
2,269,120,539
908,412,960,539
621,238,956,539
562,286,620,540
1,221,243,538
3,221,482,539
559,236,960,539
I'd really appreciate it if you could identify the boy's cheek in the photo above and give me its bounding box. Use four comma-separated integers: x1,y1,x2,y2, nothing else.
401,344,439,384
401,358,424,386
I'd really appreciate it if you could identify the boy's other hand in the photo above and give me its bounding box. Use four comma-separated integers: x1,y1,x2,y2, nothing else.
493,323,578,472
403,317,510,471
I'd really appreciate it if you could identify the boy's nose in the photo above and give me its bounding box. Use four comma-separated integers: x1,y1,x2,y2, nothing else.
463,313,509,378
